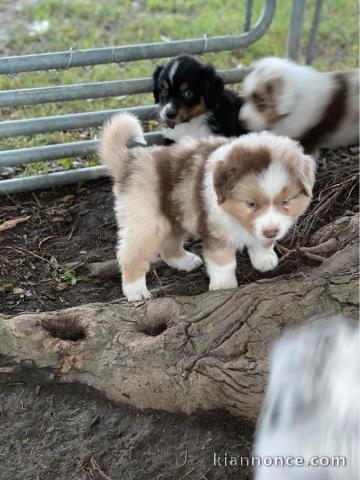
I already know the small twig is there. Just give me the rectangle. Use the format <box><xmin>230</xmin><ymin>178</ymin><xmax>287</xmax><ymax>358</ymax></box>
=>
<box><xmin>39</xmin><ymin>236</ymin><xmax>54</xmax><ymax>248</ymax></box>
<box><xmin>299</xmin><ymin>238</ymin><xmax>337</xmax><ymax>255</ymax></box>
<box><xmin>151</xmin><ymin>265</ymin><xmax>166</xmax><ymax>296</ymax></box>
<box><xmin>32</xmin><ymin>192</ymin><xmax>43</xmax><ymax>209</ymax></box>
<box><xmin>0</xmin><ymin>367</ymin><xmax>17</xmax><ymax>374</ymax></box>
<box><xmin>4</xmin><ymin>246</ymin><xmax>51</xmax><ymax>264</ymax></box>
<box><xmin>301</xmin><ymin>251</ymin><xmax>326</xmax><ymax>263</ymax></box>
<box><xmin>176</xmin><ymin>449</ymin><xmax>188</xmax><ymax>468</ymax></box>
<box><xmin>90</xmin><ymin>457</ymin><xmax>113</xmax><ymax>480</ymax></box>
<box><xmin>177</xmin><ymin>468</ymin><xmax>195</xmax><ymax>480</ymax></box>
<box><xmin>31</xmin><ymin>289</ymin><xmax>51</xmax><ymax>310</ymax></box>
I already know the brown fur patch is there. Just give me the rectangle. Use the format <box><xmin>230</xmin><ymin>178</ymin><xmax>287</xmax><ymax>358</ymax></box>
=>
<box><xmin>203</xmin><ymin>244</ymin><xmax>236</xmax><ymax>266</ymax></box>
<box><xmin>286</xmin><ymin>194</ymin><xmax>311</xmax><ymax>218</ymax></box>
<box><xmin>178</xmin><ymin>98</ymin><xmax>207</xmax><ymax>121</ymax></box>
<box><xmin>221</xmin><ymin>175</ymin><xmax>269</xmax><ymax>235</ymax></box>
<box><xmin>251</xmin><ymin>77</ymin><xmax>287</xmax><ymax>124</ymax></box>
<box><xmin>160</xmin><ymin>232</ymin><xmax>185</xmax><ymax>259</ymax></box>
<box><xmin>221</xmin><ymin>199</ymin><xmax>256</xmax><ymax>234</ymax></box>
<box><xmin>192</xmin><ymin>138</ymin><xmax>229</xmax><ymax>247</ymax></box>
<box><xmin>120</xmin><ymin>229</ymin><xmax>167</xmax><ymax>284</ymax></box>
<box><xmin>273</xmin><ymin>184</ymin><xmax>311</xmax><ymax>218</ymax></box>
<box><xmin>162</xmin><ymin>81</ymin><xmax>169</xmax><ymax>91</ymax></box>
<box><xmin>154</xmin><ymin>149</ymin><xmax>189</xmax><ymax>227</ymax></box>
<box><xmin>298</xmin><ymin>72</ymin><xmax>348</xmax><ymax>153</ymax></box>
<box><xmin>213</xmin><ymin>145</ymin><xmax>271</xmax><ymax>204</ymax></box>
<box><xmin>180</xmin><ymin>82</ymin><xmax>189</xmax><ymax>92</ymax></box>
<box><xmin>284</xmin><ymin>161</ymin><xmax>314</xmax><ymax>197</ymax></box>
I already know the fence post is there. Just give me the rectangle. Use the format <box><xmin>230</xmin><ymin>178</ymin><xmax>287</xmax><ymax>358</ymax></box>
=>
<box><xmin>287</xmin><ymin>0</ymin><xmax>307</xmax><ymax>61</ymax></box>
<box><xmin>305</xmin><ymin>0</ymin><xmax>323</xmax><ymax>64</ymax></box>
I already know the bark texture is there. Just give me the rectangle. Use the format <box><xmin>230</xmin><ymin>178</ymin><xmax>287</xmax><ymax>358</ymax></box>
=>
<box><xmin>1</xmin><ymin>216</ymin><xmax>358</xmax><ymax>421</ymax></box>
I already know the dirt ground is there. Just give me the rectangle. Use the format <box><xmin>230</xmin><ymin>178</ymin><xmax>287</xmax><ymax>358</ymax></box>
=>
<box><xmin>1</xmin><ymin>147</ymin><xmax>358</xmax><ymax>315</ymax></box>
<box><xmin>0</xmin><ymin>178</ymin><xmax>258</xmax><ymax>480</ymax></box>
<box><xmin>0</xmin><ymin>146</ymin><xmax>358</xmax><ymax>480</ymax></box>
<box><xmin>0</xmin><ymin>178</ymin><xmax>294</xmax><ymax>315</ymax></box>
<box><xmin>0</xmin><ymin>382</ymin><xmax>254</xmax><ymax>480</ymax></box>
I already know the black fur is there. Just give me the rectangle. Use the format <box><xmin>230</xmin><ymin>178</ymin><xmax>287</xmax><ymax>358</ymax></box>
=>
<box><xmin>152</xmin><ymin>55</ymin><xmax>248</xmax><ymax>142</ymax></box>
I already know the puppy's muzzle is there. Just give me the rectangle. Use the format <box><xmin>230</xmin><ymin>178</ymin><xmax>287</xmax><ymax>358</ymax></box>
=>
<box><xmin>262</xmin><ymin>227</ymin><xmax>279</xmax><ymax>239</ymax></box>
<box><xmin>164</xmin><ymin>105</ymin><xmax>178</xmax><ymax>129</ymax></box>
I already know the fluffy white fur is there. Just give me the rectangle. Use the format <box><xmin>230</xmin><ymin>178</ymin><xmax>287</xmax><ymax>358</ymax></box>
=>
<box><xmin>240</xmin><ymin>57</ymin><xmax>359</xmax><ymax>150</ymax></box>
<box><xmin>100</xmin><ymin>114</ymin><xmax>315</xmax><ymax>301</ymax></box>
<box><xmin>254</xmin><ymin>315</ymin><xmax>359</xmax><ymax>480</ymax></box>
<box><xmin>161</xmin><ymin>113</ymin><xmax>212</xmax><ymax>142</ymax></box>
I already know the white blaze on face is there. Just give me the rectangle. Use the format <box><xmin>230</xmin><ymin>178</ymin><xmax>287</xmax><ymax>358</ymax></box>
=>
<box><xmin>159</xmin><ymin>102</ymin><xmax>173</xmax><ymax>121</ymax></box>
<box><xmin>168</xmin><ymin>60</ymin><xmax>179</xmax><ymax>85</ymax></box>
<box><xmin>254</xmin><ymin>163</ymin><xmax>294</xmax><ymax>241</ymax></box>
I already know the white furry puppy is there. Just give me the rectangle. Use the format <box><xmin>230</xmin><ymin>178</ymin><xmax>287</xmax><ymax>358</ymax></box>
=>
<box><xmin>254</xmin><ymin>315</ymin><xmax>359</xmax><ymax>480</ymax></box>
<box><xmin>100</xmin><ymin>113</ymin><xmax>315</xmax><ymax>302</ymax></box>
<box><xmin>240</xmin><ymin>57</ymin><xmax>359</xmax><ymax>153</ymax></box>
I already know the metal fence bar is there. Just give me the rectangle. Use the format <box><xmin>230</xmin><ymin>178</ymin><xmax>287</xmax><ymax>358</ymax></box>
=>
<box><xmin>243</xmin><ymin>0</ymin><xmax>254</xmax><ymax>32</ymax></box>
<box><xmin>0</xmin><ymin>166</ymin><xmax>108</xmax><ymax>194</ymax></box>
<box><xmin>287</xmin><ymin>0</ymin><xmax>306</xmax><ymax>61</ymax></box>
<box><xmin>305</xmin><ymin>0</ymin><xmax>323</xmax><ymax>65</ymax></box>
<box><xmin>0</xmin><ymin>132</ymin><xmax>163</xmax><ymax>167</ymax></box>
<box><xmin>0</xmin><ymin>105</ymin><xmax>158</xmax><ymax>138</ymax></box>
<box><xmin>0</xmin><ymin>77</ymin><xmax>152</xmax><ymax>107</ymax></box>
<box><xmin>0</xmin><ymin>68</ymin><xmax>249</xmax><ymax>108</ymax></box>
<box><xmin>0</xmin><ymin>0</ymin><xmax>276</xmax><ymax>75</ymax></box>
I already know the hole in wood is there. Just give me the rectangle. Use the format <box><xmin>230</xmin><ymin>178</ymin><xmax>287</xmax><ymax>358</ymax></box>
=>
<box><xmin>136</xmin><ymin>317</ymin><xmax>168</xmax><ymax>336</ymax></box>
<box><xmin>41</xmin><ymin>316</ymin><xmax>86</xmax><ymax>342</ymax></box>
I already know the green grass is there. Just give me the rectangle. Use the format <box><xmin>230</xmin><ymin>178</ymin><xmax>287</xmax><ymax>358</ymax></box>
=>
<box><xmin>0</xmin><ymin>0</ymin><xmax>358</xmax><ymax>175</ymax></box>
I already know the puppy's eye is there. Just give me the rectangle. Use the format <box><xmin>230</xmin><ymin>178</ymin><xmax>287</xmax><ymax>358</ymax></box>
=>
<box><xmin>247</xmin><ymin>201</ymin><xmax>257</xmax><ymax>210</ymax></box>
<box><xmin>183</xmin><ymin>89</ymin><xmax>193</xmax><ymax>99</ymax></box>
<box><xmin>161</xmin><ymin>89</ymin><xmax>168</xmax><ymax>96</ymax></box>
<box><xmin>281</xmin><ymin>199</ymin><xmax>290</xmax><ymax>207</ymax></box>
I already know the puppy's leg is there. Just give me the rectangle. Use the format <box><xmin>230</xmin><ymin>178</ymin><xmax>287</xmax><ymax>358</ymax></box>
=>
<box><xmin>118</xmin><ymin>226</ymin><xmax>166</xmax><ymax>302</ymax></box>
<box><xmin>161</xmin><ymin>232</ymin><xmax>203</xmax><ymax>272</ymax></box>
<box><xmin>203</xmin><ymin>245</ymin><xmax>237</xmax><ymax>291</ymax></box>
<box><xmin>248</xmin><ymin>242</ymin><xmax>278</xmax><ymax>273</ymax></box>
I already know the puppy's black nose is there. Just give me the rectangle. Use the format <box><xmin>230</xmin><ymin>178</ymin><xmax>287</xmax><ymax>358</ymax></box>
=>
<box><xmin>165</xmin><ymin>108</ymin><xmax>177</xmax><ymax>119</ymax></box>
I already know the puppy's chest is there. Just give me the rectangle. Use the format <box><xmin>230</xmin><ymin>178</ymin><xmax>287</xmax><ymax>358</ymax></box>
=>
<box><xmin>208</xmin><ymin>209</ymin><xmax>255</xmax><ymax>249</ymax></box>
<box><xmin>162</xmin><ymin>115</ymin><xmax>211</xmax><ymax>142</ymax></box>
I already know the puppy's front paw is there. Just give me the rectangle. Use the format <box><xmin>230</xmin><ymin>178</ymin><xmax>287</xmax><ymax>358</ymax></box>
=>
<box><xmin>250</xmin><ymin>249</ymin><xmax>278</xmax><ymax>272</ymax></box>
<box><xmin>209</xmin><ymin>275</ymin><xmax>238</xmax><ymax>291</ymax></box>
<box><xmin>164</xmin><ymin>251</ymin><xmax>203</xmax><ymax>272</ymax></box>
<box><xmin>123</xmin><ymin>278</ymin><xmax>152</xmax><ymax>302</ymax></box>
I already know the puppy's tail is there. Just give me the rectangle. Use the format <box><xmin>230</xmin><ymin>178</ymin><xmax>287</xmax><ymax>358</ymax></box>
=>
<box><xmin>99</xmin><ymin>113</ymin><xmax>146</xmax><ymax>180</ymax></box>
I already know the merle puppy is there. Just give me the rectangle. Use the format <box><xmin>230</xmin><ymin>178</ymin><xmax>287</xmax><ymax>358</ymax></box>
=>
<box><xmin>153</xmin><ymin>54</ymin><xmax>248</xmax><ymax>144</ymax></box>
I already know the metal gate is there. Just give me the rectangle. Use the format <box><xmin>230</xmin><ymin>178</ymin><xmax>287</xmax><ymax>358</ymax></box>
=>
<box><xmin>0</xmin><ymin>0</ymin><xmax>322</xmax><ymax>194</ymax></box>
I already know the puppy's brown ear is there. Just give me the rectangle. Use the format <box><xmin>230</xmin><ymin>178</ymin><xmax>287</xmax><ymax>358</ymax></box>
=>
<box><xmin>213</xmin><ymin>162</ymin><xmax>237</xmax><ymax>204</ymax></box>
<box><xmin>299</xmin><ymin>154</ymin><xmax>316</xmax><ymax>197</ymax></box>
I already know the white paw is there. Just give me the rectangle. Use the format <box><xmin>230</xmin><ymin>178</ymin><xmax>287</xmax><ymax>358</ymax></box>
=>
<box><xmin>122</xmin><ymin>277</ymin><xmax>152</xmax><ymax>302</ymax></box>
<box><xmin>250</xmin><ymin>249</ymin><xmax>278</xmax><ymax>272</ymax></box>
<box><xmin>209</xmin><ymin>275</ymin><xmax>238</xmax><ymax>291</ymax></box>
<box><xmin>164</xmin><ymin>251</ymin><xmax>203</xmax><ymax>272</ymax></box>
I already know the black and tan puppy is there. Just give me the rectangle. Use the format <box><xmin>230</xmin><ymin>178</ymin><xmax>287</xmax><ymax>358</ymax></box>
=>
<box><xmin>153</xmin><ymin>54</ymin><xmax>248</xmax><ymax>143</ymax></box>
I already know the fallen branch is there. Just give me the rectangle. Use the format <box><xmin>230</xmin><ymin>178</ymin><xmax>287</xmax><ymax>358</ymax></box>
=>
<box><xmin>1</xmin><ymin>239</ymin><xmax>358</xmax><ymax>421</ymax></box>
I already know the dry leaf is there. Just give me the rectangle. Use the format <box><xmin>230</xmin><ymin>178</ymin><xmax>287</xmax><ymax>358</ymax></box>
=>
<box><xmin>0</xmin><ymin>215</ymin><xmax>31</xmax><ymax>232</ymax></box>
